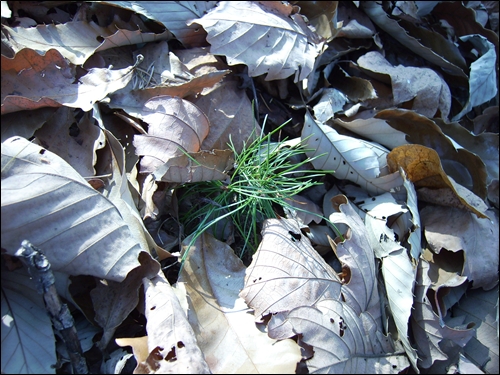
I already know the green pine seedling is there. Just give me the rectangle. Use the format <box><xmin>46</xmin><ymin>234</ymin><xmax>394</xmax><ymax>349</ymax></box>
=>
<box><xmin>177</xmin><ymin>118</ymin><xmax>341</xmax><ymax>263</ymax></box>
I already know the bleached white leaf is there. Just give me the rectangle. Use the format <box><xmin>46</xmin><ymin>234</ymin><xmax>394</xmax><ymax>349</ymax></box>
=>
<box><xmin>190</xmin><ymin>1</ymin><xmax>324</xmax><ymax>82</ymax></box>
<box><xmin>381</xmin><ymin>249</ymin><xmax>419</xmax><ymax>371</ymax></box>
<box><xmin>452</xmin><ymin>35</ymin><xmax>498</xmax><ymax>121</ymax></box>
<box><xmin>302</xmin><ymin>112</ymin><xmax>403</xmax><ymax>196</ymax></box>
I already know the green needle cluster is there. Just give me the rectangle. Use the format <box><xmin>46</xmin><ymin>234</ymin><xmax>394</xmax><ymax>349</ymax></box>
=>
<box><xmin>178</xmin><ymin>119</ymin><xmax>336</xmax><ymax>262</ymax></box>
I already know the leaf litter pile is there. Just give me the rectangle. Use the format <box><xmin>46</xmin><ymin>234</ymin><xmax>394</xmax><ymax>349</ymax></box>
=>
<box><xmin>1</xmin><ymin>1</ymin><xmax>498</xmax><ymax>374</ymax></box>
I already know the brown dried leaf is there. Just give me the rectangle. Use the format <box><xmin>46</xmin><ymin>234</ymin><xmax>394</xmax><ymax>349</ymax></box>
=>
<box><xmin>387</xmin><ymin>144</ymin><xmax>488</xmax><ymax>218</ymax></box>
<box><xmin>179</xmin><ymin>232</ymin><xmax>301</xmax><ymax>373</ymax></box>
<box><xmin>1</xmin><ymin>49</ymin><xmax>134</xmax><ymax>114</ymax></box>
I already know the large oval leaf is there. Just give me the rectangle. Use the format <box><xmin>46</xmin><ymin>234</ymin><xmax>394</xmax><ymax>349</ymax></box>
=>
<box><xmin>1</xmin><ymin>136</ymin><xmax>159</xmax><ymax>282</ymax></box>
<box><xmin>190</xmin><ymin>1</ymin><xmax>324</xmax><ymax>82</ymax></box>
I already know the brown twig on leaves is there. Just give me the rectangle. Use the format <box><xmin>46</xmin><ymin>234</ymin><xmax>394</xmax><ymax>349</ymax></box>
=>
<box><xmin>16</xmin><ymin>240</ymin><xmax>88</xmax><ymax>374</ymax></box>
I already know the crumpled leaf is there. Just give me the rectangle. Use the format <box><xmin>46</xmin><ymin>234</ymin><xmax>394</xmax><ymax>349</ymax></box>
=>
<box><xmin>190</xmin><ymin>1</ymin><xmax>324</xmax><ymax>82</ymax></box>
<box><xmin>313</xmin><ymin>88</ymin><xmax>348</xmax><ymax>123</ymax></box>
<box><xmin>33</xmin><ymin>107</ymin><xmax>106</xmax><ymax>178</ymax></box>
<box><xmin>452</xmin><ymin>35</ymin><xmax>498</xmax><ymax>121</ymax></box>
<box><xmin>107</xmin><ymin>41</ymin><xmax>230</xmax><ymax>112</ymax></box>
<box><xmin>360</xmin><ymin>1</ymin><xmax>467</xmax><ymax>78</ymax></box>
<box><xmin>357</xmin><ymin>51</ymin><xmax>451</xmax><ymax>118</ymax></box>
<box><xmin>107</xmin><ymin>1</ymin><xmax>217</xmax><ymax>47</ymax></box>
<box><xmin>421</xmin><ymin>206</ymin><xmax>499</xmax><ymax>291</ymax></box>
<box><xmin>1</xmin><ymin>21</ymin><xmax>170</xmax><ymax>65</ymax></box>
<box><xmin>302</xmin><ymin>111</ymin><xmax>403</xmax><ymax>196</ymax></box>
<box><xmin>1</xmin><ymin>48</ymin><xmax>136</xmax><ymax>114</ymax></box>
<box><xmin>452</xmin><ymin>285</ymin><xmax>499</xmax><ymax>374</ymax></box>
<box><xmin>179</xmin><ymin>232</ymin><xmax>301</xmax><ymax>374</ymax></box>
<box><xmin>138</xmin><ymin>272</ymin><xmax>210</xmax><ymax>374</ymax></box>
<box><xmin>411</xmin><ymin>258</ymin><xmax>476</xmax><ymax>369</ymax></box>
<box><xmin>152</xmin><ymin>149</ymin><xmax>233</xmax><ymax>183</ymax></box>
<box><xmin>194</xmin><ymin>79</ymin><xmax>260</xmax><ymax>154</ymax></box>
<box><xmin>132</xmin><ymin>96</ymin><xmax>210</xmax><ymax>174</ymax></box>
<box><xmin>1</xmin><ymin>258</ymin><xmax>56</xmax><ymax>374</ymax></box>
<box><xmin>387</xmin><ymin>144</ymin><xmax>489</xmax><ymax>219</ymax></box>
<box><xmin>1</xmin><ymin>136</ymin><xmax>159</xmax><ymax>282</ymax></box>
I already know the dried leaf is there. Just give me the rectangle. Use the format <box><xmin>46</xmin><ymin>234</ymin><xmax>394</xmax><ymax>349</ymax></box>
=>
<box><xmin>452</xmin><ymin>35</ymin><xmax>498</xmax><ymax>121</ymax></box>
<box><xmin>108</xmin><ymin>1</ymin><xmax>217</xmax><ymax>47</ymax></box>
<box><xmin>302</xmin><ymin>111</ymin><xmax>403</xmax><ymax>196</ymax></box>
<box><xmin>387</xmin><ymin>144</ymin><xmax>488</xmax><ymax>218</ymax></box>
<box><xmin>421</xmin><ymin>206</ymin><xmax>499</xmax><ymax>290</ymax></box>
<box><xmin>1</xmin><ymin>259</ymin><xmax>56</xmax><ymax>374</ymax></box>
<box><xmin>179</xmin><ymin>232</ymin><xmax>301</xmax><ymax>373</ymax></box>
<box><xmin>140</xmin><ymin>272</ymin><xmax>211</xmax><ymax>374</ymax></box>
<box><xmin>133</xmin><ymin>96</ymin><xmax>210</xmax><ymax>174</ymax></box>
<box><xmin>411</xmin><ymin>258</ymin><xmax>475</xmax><ymax>369</ymax></box>
<box><xmin>152</xmin><ymin>149</ymin><xmax>233</xmax><ymax>183</ymax></box>
<box><xmin>1</xmin><ymin>21</ymin><xmax>170</xmax><ymax>65</ymax></box>
<box><xmin>357</xmin><ymin>51</ymin><xmax>451</xmax><ymax>118</ymax></box>
<box><xmin>1</xmin><ymin>136</ymin><xmax>159</xmax><ymax>282</ymax></box>
<box><xmin>1</xmin><ymin>49</ymin><xmax>135</xmax><ymax>114</ymax></box>
<box><xmin>190</xmin><ymin>1</ymin><xmax>324</xmax><ymax>82</ymax></box>
<box><xmin>452</xmin><ymin>286</ymin><xmax>499</xmax><ymax>374</ymax></box>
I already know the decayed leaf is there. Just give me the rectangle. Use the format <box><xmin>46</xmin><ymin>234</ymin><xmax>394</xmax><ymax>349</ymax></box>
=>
<box><xmin>140</xmin><ymin>272</ymin><xmax>211</xmax><ymax>374</ymax></box>
<box><xmin>179</xmin><ymin>232</ymin><xmax>301</xmax><ymax>374</ymax></box>
<box><xmin>190</xmin><ymin>1</ymin><xmax>324</xmax><ymax>82</ymax></box>
<box><xmin>327</xmin><ymin>195</ymin><xmax>381</xmax><ymax>318</ymax></box>
<box><xmin>240</xmin><ymin>212</ymin><xmax>409</xmax><ymax>373</ymax></box>
<box><xmin>1</xmin><ymin>21</ymin><xmax>170</xmax><ymax>65</ymax></box>
<box><xmin>1</xmin><ymin>136</ymin><xmax>159</xmax><ymax>282</ymax></box>
<box><xmin>421</xmin><ymin>206</ymin><xmax>499</xmax><ymax>291</ymax></box>
<box><xmin>387</xmin><ymin>144</ymin><xmax>489</xmax><ymax>219</ymax></box>
<box><xmin>286</xmin><ymin>300</ymin><xmax>409</xmax><ymax>373</ymax></box>
<box><xmin>452</xmin><ymin>286</ymin><xmax>499</xmax><ymax>374</ymax></box>
<box><xmin>357</xmin><ymin>51</ymin><xmax>451</xmax><ymax>118</ymax></box>
<box><xmin>302</xmin><ymin>111</ymin><xmax>403</xmax><ymax>196</ymax></box>
<box><xmin>1</xmin><ymin>48</ymin><xmax>136</xmax><ymax>114</ymax></box>
<box><xmin>1</xmin><ymin>259</ymin><xmax>56</xmax><ymax>374</ymax></box>
<box><xmin>240</xmin><ymin>217</ymin><xmax>343</xmax><ymax>326</ymax></box>
<box><xmin>133</xmin><ymin>96</ymin><xmax>210</xmax><ymax>174</ymax></box>
<box><xmin>411</xmin><ymin>258</ymin><xmax>475</xmax><ymax>370</ymax></box>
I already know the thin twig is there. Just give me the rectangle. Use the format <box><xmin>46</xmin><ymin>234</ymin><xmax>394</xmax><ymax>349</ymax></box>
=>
<box><xmin>15</xmin><ymin>240</ymin><xmax>88</xmax><ymax>374</ymax></box>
